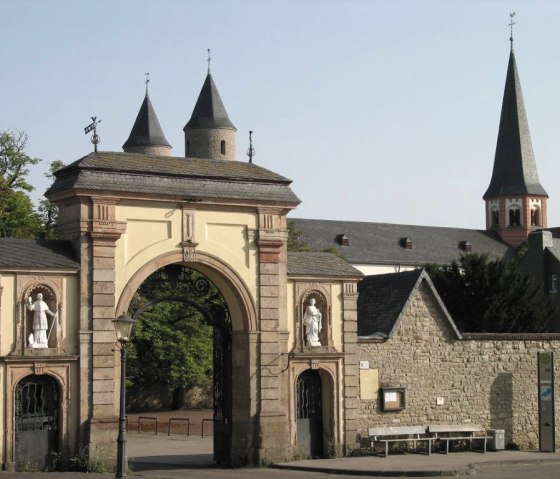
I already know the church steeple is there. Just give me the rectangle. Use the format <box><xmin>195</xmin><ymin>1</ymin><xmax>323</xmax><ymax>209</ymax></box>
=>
<box><xmin>183</xmin><ymin>69</ymin><xmax>237</xmax><ymax>161</ymax></box>
<box><xmin>123</xmin><ymin>88</ymin><xmax>172</xmax><ymax>157</ymax></box>
<box><xmin>484</xmin><ymin>43</ymin><xmax>548</xmax><ymax>247</ymax></box>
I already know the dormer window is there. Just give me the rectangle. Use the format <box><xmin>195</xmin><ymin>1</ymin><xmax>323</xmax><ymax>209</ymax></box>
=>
<box><xmin>338</xmin><ymin>234</ymin><xmax>349</xmax><ymax>247</ymax></box>
<box><xmin>462</xmin><ymin>241</ymin><xmax>472</xmax><ymax>253</ymax></box>
<box><xmin>400</xmin><ymin>237</ymin><xmax>413</xmax><ymax>249</ymax></box>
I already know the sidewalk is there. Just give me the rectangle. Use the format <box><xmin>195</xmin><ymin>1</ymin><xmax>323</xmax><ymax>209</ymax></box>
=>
<box><xmin>273</xmin><ymin>450</ymin><xmax>560</xmax><ymax>477</ymax></box>
<box><xmin>1</xmin><ymin>434</ymin><xmax>560</xmax><ymax>478</ymax></box>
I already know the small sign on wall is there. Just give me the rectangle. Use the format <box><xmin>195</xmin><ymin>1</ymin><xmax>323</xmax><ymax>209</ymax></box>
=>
<box><xmin>359</xmin><ymin>360</ymin><xmax>370</xmax><ymax>369</ymax></box>
<box><xmin>380</xmin><ymin>387</ymin><xmax>405</xmax><ymax>411</ymax></box>
<box><xmin>359</xmin><ymin>368</ymin><xmax>378</xmax><ymax>400</ymax></box>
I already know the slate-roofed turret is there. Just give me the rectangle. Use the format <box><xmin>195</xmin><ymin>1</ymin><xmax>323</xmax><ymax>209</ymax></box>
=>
<box><xmin>123</xmin><ymin>92</ymin><xmax>172</xmax><ymax>156</ymax></box>
<box><xmin>183</xmin><ymin>72</ymin><xmax>237</xmax><ymax>161</ymax></box>
<box><xmin>483</xmin><ymin>44</ymin><xmax>548</xmax><ymax>247</ymax></box>
<box><xmin>484</xmin><ymin>49</ymin><xmax>547</xmax><ymax>199</ymax></box>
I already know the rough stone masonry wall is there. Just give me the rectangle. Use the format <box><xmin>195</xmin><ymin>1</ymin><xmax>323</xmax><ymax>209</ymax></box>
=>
<box><xmin>357</xmin><ymin>283</ymin><xmax>560</xmax><ymax>450</ymax></box>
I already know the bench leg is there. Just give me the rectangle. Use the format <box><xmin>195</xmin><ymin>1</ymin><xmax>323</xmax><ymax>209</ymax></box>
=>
<box><xmin>385</xmin><ymin>441</ymin><xmax>389</xmax><ymax>458</ymax></box>
<box><xmin>428</xmin><ymin>439</ymin><xmax>432</xmax><ymax>456</ymax></box>
<box><xmin>446</xmin><ymin>440</ymin><xmax>450</xmax><ymax>454</ymax></box>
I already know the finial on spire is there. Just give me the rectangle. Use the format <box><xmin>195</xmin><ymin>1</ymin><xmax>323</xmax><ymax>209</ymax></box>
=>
<box><xmin>84</xmin><ymin>116</ymin><xmax>102</xmax><ymax>153</ymax></box>
<box><xmin>145</xmin><ymin>72</ymin><xmax>150</xmax><ymax>94</ymax></box>
<box><xmin>509</xmin><ymin>12</ymin><xmax>516</xmax><ymax>49</ymax></box>
<box><xmin>207</xmin><ymin>49</ymin><xmax>211</xmax><ymax>74</ymax></box>
<box><xmin>247</xmin><ymin>130</ymin><xmax>255</xmax><ymax>164</ymax></box>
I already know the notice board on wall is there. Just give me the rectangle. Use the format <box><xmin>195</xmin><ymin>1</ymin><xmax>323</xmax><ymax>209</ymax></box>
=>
<box><xmin>359</xmin><ymin>368</ymin><xmax>379</xmax><ymax>400</ymax></box>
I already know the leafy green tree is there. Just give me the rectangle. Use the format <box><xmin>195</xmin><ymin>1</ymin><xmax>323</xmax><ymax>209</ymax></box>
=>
<box><xmin>127</xmin><ymin>265</ymin><xmax>226</xmax><ymax>410</ymax></box>
<box><xmin>425</xmin><ymin>253</ymin><xmax>552</xmax><ymax>333</ymax></box>
<box><xmin>38</xmin><ymin>160</ymin><xmax>65</xmax><ymax>239</ymax></box>
<box><xmin>287</xmin><ymin>221</ymin><xmax>313</xmax><ymax>252</ymax></box>
<box><xmin>0</xmin><ymin>130</ymin><xmax>41</xmax><ymax>238</ymax></box>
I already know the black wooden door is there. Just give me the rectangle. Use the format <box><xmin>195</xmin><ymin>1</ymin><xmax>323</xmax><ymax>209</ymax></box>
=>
<box><xmin>296</xmin><ymin>370</ymin><xmax>323</xmax><ymax>458</ymax></box>
<box><xmin>15</xmin><ymin>375</ymin><xmax>59</xmax><ymax>470</ymax></box>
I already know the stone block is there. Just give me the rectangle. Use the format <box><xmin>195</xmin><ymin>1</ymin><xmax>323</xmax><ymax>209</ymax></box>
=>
<box><xmin>93</xmin><ymin>355</ymin><xmax>114</xmax><ymax>368</ymax></box>
<box><xmin>261</xmin><ymin>297</ymin><xmax>280</xmax><ymax>309</ymax></box>
<box><xmin>343</xmin><ymin>321</ymin><xmax>357</xmax><ymax>332</ymax></box>
<box><xmin>93</xmin><ymin>367</ymin><xmax>114</xmax><ymax>380</ymax></box>
<box><xmin>92</xmin><ymin>306</ymin><xmax>116</xmax><ymax>319</ymax></box>
<box><xmin>93</xmin><ymin>379</ymin><xmax>115</xmax><ymax>393</ymax></box>
<box><xmin>92</xmin><ymin>294</ymin><xmax>115</xmax><ymax>307</ymax></box>
<box><xmin>92</xmin><ymin>246</ymin><xmax>116</xmax><ymax>258</ymax></box>
<box><xmin>260</xmin><ymin>263</ymin><xmax>279</xmax><ymax>275</ymax></box>
<box><xmin>92</xmin><ymin>330</ymin><xmax>117</xmax><ymax>344</ymax></box>
<box><xmin>93</xmin><ymin>271</ymin><xmax>115</xmax><ymax>284</ymax></box>
<box><xmin>92</xmin><ymin>404</ymin><xmax>116</xmax><ymax>417</ymax></box>
<box><xmin>259</xmin><ymin>319</ymin><xmax>279</xmax><ymax>330</ymax></box>
<box><xmin>260</xmin><ymin>309</ymin><xmax>280</xmax><ymax>321</ymax></box>
<box><xmin>93</xmin><ymin>282</ymin><xmax>115</xmax><ymax>294</ymax></box>
<box><xmin>260</xmin><ymin>285</ymin><xmax>279</xmax><ymax>297</ymax></box>
<box><xmin>260</xmin><ymin>342</ymin><xmax>280</xmax><ymax>355</ymax></box>
<box><xmin>93</xmin><ymin>257</ymin><xmax>115</xmax><ymax>269</ymax></box>
<box><xmin>93</xmin><ymin>343</ymin><xmax>115</xmax><ymax>355</ymax></box>
<box><xmin>260</xmin><ymin>274</ymin><xmax>279</xmax><ymax>286</ymax></box>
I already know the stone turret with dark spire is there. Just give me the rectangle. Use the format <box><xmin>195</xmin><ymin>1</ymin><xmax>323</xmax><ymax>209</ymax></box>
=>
<box><xmin>183</xmin><ymin>63</ymin><xmax>237</xmax><ymax>161</ymax></box>
<box><xmin>123</xmin><ymin>89</ymin><xmax>172</xmax><ymax>157</ymax></box>
<box><xmin>483</xmin><ymin>40</ymin><xmax>548</xmax><ymax>247</ymax></box>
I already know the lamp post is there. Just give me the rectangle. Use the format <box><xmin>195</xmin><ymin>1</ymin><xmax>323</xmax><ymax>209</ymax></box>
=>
<box><xmin>112</xmin><ymin>314</ymin><xmax>136</xmax><ymax>479</ymax></box>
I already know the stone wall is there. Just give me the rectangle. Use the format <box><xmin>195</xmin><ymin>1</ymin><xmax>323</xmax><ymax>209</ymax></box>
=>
<box><xmin>357</xmin><ymin>283</ymin><xmax>560</xmax><ymax>450</ymax></box>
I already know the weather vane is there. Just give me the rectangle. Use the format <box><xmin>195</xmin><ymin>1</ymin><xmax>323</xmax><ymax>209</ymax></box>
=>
<box><xmin>84</xmin><ymin>116</ymin><xmax>101</xmax><ymax>153</ymax></box>
<box><xmin>509</xmin><ymin>12</ymin><xmax>516</xmax><ymax>47</ymax></box>
<box><xmin>207</xmin><ymin>48</ymin><xmax>211</xmax><ymax>73</ymax></box>
<box><xmin>247</xmin><ymin>130</ymin><xmax>255</xmax><ymax>164</ymax></box>
<box><xmin>145</xmin><ymin>72</ymin><xmax>150</xmax><ymax>93</ymax></box>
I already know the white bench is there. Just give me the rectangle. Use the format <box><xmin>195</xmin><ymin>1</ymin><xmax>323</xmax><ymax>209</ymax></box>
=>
<box><xmin>428</xmin><ymin>424</ymin><xmax>490</xmax><ymax>454</ymax></box>
<box><xmin>368</xmin><ymin>426</ymin><xmax>434</xmax><ymax>457</ymax></box>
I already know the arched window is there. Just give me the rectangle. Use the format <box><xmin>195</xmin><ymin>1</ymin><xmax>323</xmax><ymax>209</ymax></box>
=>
<box><xmin>531</xmin><ymin>208</ymin><xmax>541</xmax><ymax>226</ymax></box>
<box><xmin>220</xmin><ymin>140</ymin><xmax>226</xmax><ymax>155</ymax></box>
<box><xmin>491</xmin><ymin>209</ymin><xmax>499</xmax><ymax>228</ymax></box>
<box><xmin>508</xmin><ymin>207</ymin><xmax>521</xmax><ymax>227</ymax></box>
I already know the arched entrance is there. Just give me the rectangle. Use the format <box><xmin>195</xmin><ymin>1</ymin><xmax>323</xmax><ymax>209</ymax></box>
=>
<box><xmin>14</xmin><ymin>375</ymin><xmax>60</xmax><ymax>470</ymax></box>
<box><xmin>296</xmin><ymin>369</ymin><xmax>323</xmax><ymax>458</ymax></box>
<box><xmin>127</xmin><ymin>263</ymin><xmax>232</xmax><ymax>464</ymax></box>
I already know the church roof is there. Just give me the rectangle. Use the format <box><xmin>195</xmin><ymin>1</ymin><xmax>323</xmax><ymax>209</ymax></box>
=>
<box><xmin>289</xmin><ymin>218</ymin><xmax>510</xmax><ymax>266</ymax></box>
<box><xmin>287</xmin><ymin>252</ymin><xmax>363</xmax><ymax>278</ymax></box>
<box><xmin>46</xmin><ymin>152</ymin><xmax>300</xmax><ymax>206</ymax></box>
<box><xmin>184</xmin><ymin>73</ymin><xmax>235</xmax><ymax>130</ymax></box>
<box><xmin>483</xmin><ymin>49</ymin><xmax>547</xmax><ymax>198</ymax></box>
<box><xmin>357</xmin><ymin>269</ymin><xmax>461</xmax><ymax>339</ymax></box>
<box><xmin>123</xmin><ymin>93</ymin><xmax>171</xmax><ymax>150</ymax></box>
<box><xmin>0</xmin><ymin>238</ymin><xmax>79</xmax><ymax>270</ymax></box>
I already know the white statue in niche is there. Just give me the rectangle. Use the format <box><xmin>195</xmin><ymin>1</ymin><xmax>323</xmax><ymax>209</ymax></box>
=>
<box><xmin>27</xmin><ymin>293</ymin><xmax>57</xmax><ymax>348</ymax></box>
<box><xmin>303</xmin><ymin>298</ymin><xmax>322</xmax><ymax>347</ymax></box>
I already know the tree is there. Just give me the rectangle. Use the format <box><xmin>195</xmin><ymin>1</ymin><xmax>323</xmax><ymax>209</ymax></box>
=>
<box><xmin>38</xmin><ymin>160</ymin><xmax>65</xmax><ymax>239</ymax></box>
<box><xmin>127</xmin><ymin>265</ymin><xmax>225</xmax><ymax>410</ymax></box>
<box><xmin>0</xmin><ymin>130</ymin><xmax>41</xmax><ymax>238</ymax></box>
<box><xmin>287</xmin><ymin>221</ymin><xmax>313</xmax><ymax>252</ymax></box>
<box><xmin>425</xmin><ymin>253</ymin><xmax>552</xmax><ymax>333</ymax></box>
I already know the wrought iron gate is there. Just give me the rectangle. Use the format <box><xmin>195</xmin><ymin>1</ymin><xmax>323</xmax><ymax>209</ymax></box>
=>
<box><xmin>296</xmin><ymin>369</ymin><xmax>323</xmax><ymax>458</ymax></box>
<box><xmin>15</xmin><ymin>375</ymin><xmax>59</xmax><ymax>470</ymax></box>
<box><xmin>130</xmin><ymin>264</ymin><xmax>232</xmax><ymax>464</ymax></box>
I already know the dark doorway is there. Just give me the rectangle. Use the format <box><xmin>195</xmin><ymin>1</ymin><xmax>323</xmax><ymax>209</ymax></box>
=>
<box><xmin>128</xmin><ymin>264</ymin><xmax>232</xmax><ymax>465</ymax></box>
<box><xmin>296</xmin><ymin>369</ymin><xmax>323</xmax><ymax>458</ymax></box>
<box><xmin>15</xmin><ymin>375</ymin><xmax>59</xmax><ymax>470</ymax></box>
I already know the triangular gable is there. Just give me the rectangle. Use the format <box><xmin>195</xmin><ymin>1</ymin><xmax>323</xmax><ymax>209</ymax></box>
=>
<box><xmin>388</xmin><ymin>270</ymin><xmax>462</xmax><ymax>340</ymax></box>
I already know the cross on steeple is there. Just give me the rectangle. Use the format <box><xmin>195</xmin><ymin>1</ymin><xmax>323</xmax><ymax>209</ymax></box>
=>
<box><xmin>207</xmin><ymin>49</ymin><xmax>211</xmax><ymax>74</ymax></box>
<box><xmin>145</xmin><ymin>72</ymin><xmax>150</xmax><ymax>94</ymax></box>
<box><xmin>509</xmin><ymin>12</ymin><xmax>516</xmax><ymax>49</ymax></box>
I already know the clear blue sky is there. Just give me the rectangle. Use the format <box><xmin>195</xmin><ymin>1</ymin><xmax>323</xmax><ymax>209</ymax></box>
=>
<box><xmin>2</xmin><ymin>0</ymin><xmax>559</xmax><ymax>229</ymax></box>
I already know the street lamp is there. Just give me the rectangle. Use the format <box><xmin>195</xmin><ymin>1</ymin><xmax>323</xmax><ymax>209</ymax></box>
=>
<box><xmin>113</xmin><ymin>314</ymin><xmax>136</xmax><ymax>479</ymax></box>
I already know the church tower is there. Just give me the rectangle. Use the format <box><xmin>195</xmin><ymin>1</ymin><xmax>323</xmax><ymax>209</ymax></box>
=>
<box><xmin>183</xmin><ymin>68</ymin><xmax>237</xmax><ymax>161</ymax></box>
<box><xmin>483</xmin><ymin>39</ymin><xmax>548</xmax><ymax>248</ymax></box>
<box><xmin>123</xmin><ymin>87</ymin><xmax>172</xmax><ymax>156</ymax></box>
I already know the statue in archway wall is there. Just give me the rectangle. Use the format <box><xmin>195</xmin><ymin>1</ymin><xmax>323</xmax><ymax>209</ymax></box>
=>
<box><xmin>26</xmin><ymin>293</ymin><xmax>57</xmax><ymax>348</ymax></box>
<box><xmin>303</xmin><ymin>298</ymin><xmax>322</xmax><ymax>347</ymax></box>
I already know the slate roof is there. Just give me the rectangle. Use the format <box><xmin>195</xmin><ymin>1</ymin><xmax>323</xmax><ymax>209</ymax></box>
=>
<box><xmin>287</xmin><ymin>252</ymin><xmax>363</xmax><ymax>278</ymax></box>
<box><xmin>123</xmin><ymin>93</ymin><xmax>171</xmax><ymax>150</ymax></box>
<box><xmin>184</xmin><ymin>73</ymin><xmax>235</xmax><ymax>130</ymax></box>
<box><xmin>46</xmin><ymin>152</ymin><xmax>300</xmax><ymax>205</ymax></box>
<box><xmin>357</xmin><ymin>269</ymin><xmax>461</xmax><ymax>339</ymax></box>
<box><xmin>289</xmin><ymin>218</ymin><xmax>510</xmax><ymax>266</ymax></box>
<box><xmin>0</xmin><ymin>238</ymin><xmax>79</xmax><ymax>269</ymax></box>
<box><xmin>484</xmin><ymin>49</ymin><xmax>547</xmax><ymax>198</ymax></box>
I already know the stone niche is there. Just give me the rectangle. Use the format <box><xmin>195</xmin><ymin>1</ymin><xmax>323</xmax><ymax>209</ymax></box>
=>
<box><xmin>296</xmin><ymin>284</ymin><xmax>332</xmax><ymax>352</ymax></box>
<box><xmin>14</xmin><ymin>277</ymin><xmax>64</xmax><ymax>356</ymax></box>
